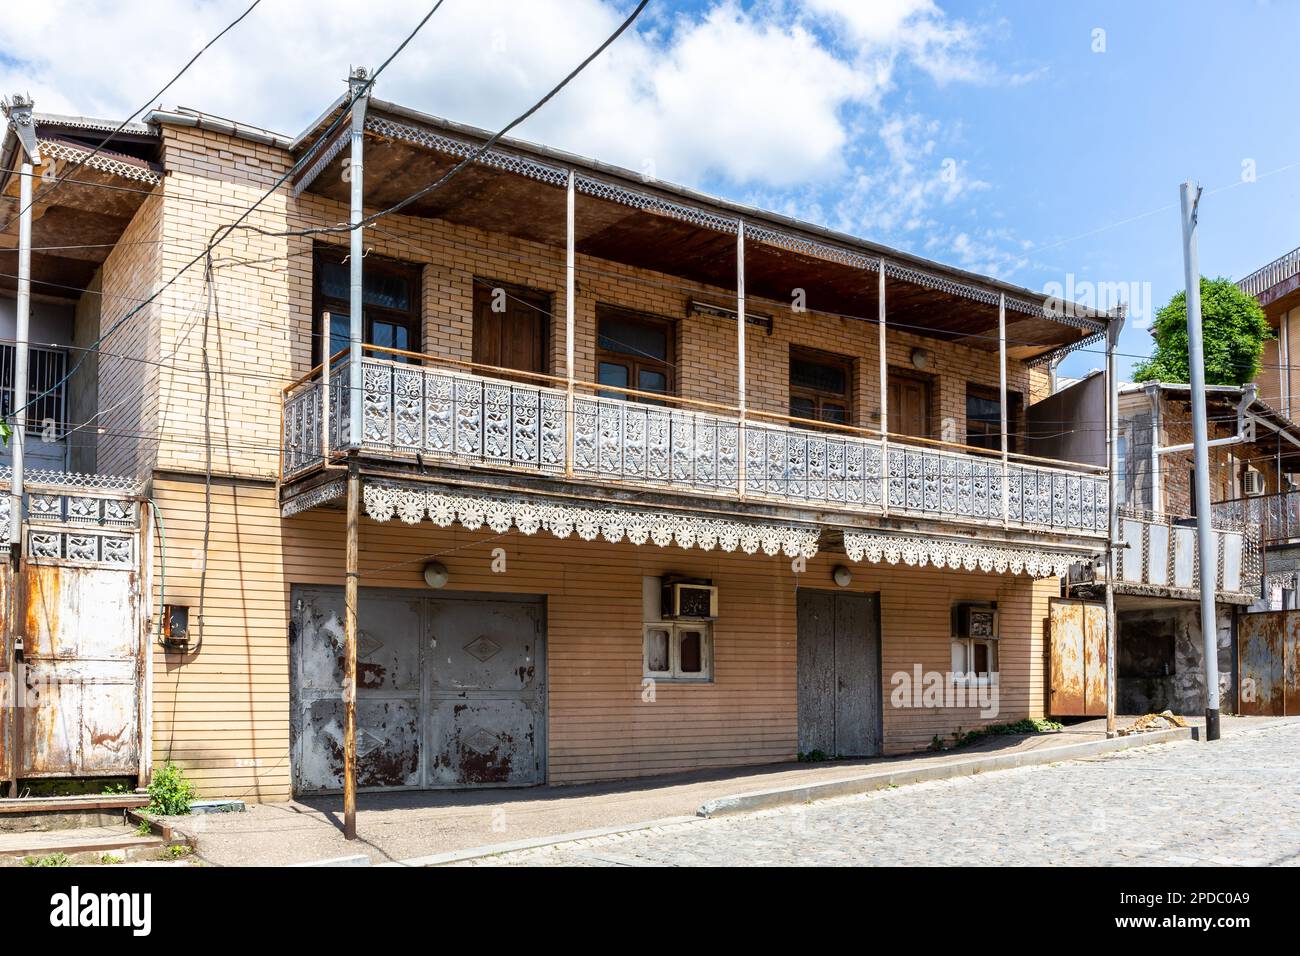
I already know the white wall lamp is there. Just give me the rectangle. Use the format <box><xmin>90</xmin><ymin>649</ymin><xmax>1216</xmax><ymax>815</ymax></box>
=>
<box><xmin>832</xmin><ymin>565</ymin><xmax>853</xmax><ymax>588</ymax></box>
<box><xmin>423</xmin><ymin>560</ymin><xmax>449</xmax><ymax>589</ymax></box>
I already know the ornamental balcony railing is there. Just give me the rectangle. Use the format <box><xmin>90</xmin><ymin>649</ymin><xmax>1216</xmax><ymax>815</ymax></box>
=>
<box><xmin>1212</xmin><ymin>491</ymin><xmax>1300</xmax><ymax>547</ymax></box>
<box><xmin>1084</xmin><ymin>506</ymin><xmax>1259</xmax><ymax>597</ymax></box>
<box><xmin>281</xmin><ymin>348</ymin><xmax>1110</xmax><ymax>538</ymax></box>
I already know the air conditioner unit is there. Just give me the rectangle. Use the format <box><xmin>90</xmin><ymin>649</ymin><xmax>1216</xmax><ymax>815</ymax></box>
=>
<box><xmin>952</xmin><ymin>602</ymin><xmax>999</xmax><ymax>640</ymax></box>
<box><xmin>661</xmin><ymin>579</ymin><xmax>718</xmax><ymax>620</ymax></box>
<box><xmin>1243</xmin><ymin>468</ymin><xmax>1266</xmax><ymax>497</ymax></box>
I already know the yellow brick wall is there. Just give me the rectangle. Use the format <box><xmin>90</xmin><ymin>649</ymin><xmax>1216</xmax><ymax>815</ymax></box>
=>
<box><xmin>94</xmin><ymin>190</ymin><xmax>163</xmax><ymax>478</ymax></box>
<box><xmin>111</xmin><ymin>122</ymin><xmax>1049</xmax><ymax>485</ymax></box>
<box><xmin>151</xmin><ymin>126</ymin><xmax>296</xmax><ymax>480</ymax></box>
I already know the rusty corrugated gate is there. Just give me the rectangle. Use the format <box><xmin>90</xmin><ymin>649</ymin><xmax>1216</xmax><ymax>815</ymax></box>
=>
<box><xmin>291</xmin><ymin>585</ymin><xmax>546</xmax><ymax>794</ymax></box>
<box><xmin>0</xmin><ymin>480</ymin><xmax>146</xmax><ymax>783</ymax></box>
<box><xmin>1048</xmin><ymin>598</ymin><xmax>1107</xmax><ymax>717</ymax></box>
<box><xmin>1237</xmin><ymin>611</ymin><xmax>1300</xmax><ymax>716</ymax></box>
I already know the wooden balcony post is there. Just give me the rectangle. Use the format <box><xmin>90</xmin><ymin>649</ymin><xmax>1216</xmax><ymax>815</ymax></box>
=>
<box><xmin>999</xmin><ymin>293</ymin><xmax>1009</xmax><ymax>527</ymax></box>
<box><xmin>879</xmin><ymin>258</ymin><xmax>889</xmax><ymax>515</ymax></box>
<box><xmin>737</xmin><ymin>220</ymin><xmax>746</xmax><ymax>498</ymax></box>
<box><xmin>565</xmin><ymin>170</ymin><xmax>576</xmax><ymax>478</ymax></box>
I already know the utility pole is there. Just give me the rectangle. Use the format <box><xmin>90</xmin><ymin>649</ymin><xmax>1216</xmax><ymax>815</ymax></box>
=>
<box><xmin>1104</xmin><ymin>305</ymin><xmax>1125</xmax><ymax>737</ymax></box>
<box><xmin>343</xmin><ymin>66</ymin><xmax>370</xmax><ymax>840</ymax></box>
<box><xmin>2</xmin><ymin>93</ymin><xmax>39</xmax><ymax>796</ymax></box>
<box><xmin>1180</xmin><ymin>179</ymin><xmax>1221</xmax><ymax>742</ymax></box>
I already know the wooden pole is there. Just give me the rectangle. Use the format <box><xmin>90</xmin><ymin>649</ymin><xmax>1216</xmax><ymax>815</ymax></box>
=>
<box><xmin>343</xmin><ymin>458</ymin><xmax>360</xmax><ymax>839</ymax></box>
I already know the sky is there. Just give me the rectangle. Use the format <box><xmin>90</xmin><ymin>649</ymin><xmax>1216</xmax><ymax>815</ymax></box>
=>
<box><xmin>2</xmin><ymin>0</ymin><xmax>1298</xmax><ymax>380</ymax></box>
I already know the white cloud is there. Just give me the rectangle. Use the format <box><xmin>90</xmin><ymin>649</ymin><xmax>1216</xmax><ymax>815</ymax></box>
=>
<box><xmin>0</xmin><ymin>0</ymin><xmax>1039</xmax><ymax>267</ymax></box>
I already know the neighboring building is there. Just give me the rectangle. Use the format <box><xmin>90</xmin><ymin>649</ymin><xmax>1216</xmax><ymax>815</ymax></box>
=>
<box><xmin>1222</xmin><ymin>247</ymin><xmax>1300</xmax><ymax>602</ymax></box>
<box><xmin>1029</xmin><ymin>379</ymin><xmax>1284</xmax><ymax>715</ymax></box>
<box><xmin>1</xmin><ymin>88</ymin><xmax>1118</xmax><ymax>801</ymax></box>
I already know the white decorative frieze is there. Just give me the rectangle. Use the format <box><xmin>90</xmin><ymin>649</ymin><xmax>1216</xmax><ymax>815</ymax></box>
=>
<box><xmin>842</xmin><ymin>530</ymin><xmax>1087</xmax><ymax>578</ymax></box>
<box><xmin>362</xmin><ymin>482</ymin><xmax>820</xmax><ymax>559</ymax></box>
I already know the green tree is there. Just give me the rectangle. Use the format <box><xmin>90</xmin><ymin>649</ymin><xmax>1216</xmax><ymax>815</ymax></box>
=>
<box><xmin>1132</xmin><ymin>276</ymin><xmax>1272</xmax><ymax>386</ymax></box>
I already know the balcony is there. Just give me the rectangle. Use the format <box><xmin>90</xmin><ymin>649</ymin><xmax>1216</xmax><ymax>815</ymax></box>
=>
<box><xmin>1213</xmin><ymin>491</ymin><xmax>1300</xmax><ymax>547</ymax></box>
<box><xmin>281</xmin><ymin>350</ymin><xmax>1109</xmax><ymax>538</ymax></box>
<box><xmin>1070</xmin><ymin>506</ymin><xmax>1260</xmax><ymax>600</ymax></box>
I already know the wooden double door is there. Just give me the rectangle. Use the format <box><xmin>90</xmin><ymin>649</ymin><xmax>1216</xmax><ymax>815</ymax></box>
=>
<box><xmin>796</xmin><ymin>590</ymin><xmax>883</xmax><ymax>757</ymax></box>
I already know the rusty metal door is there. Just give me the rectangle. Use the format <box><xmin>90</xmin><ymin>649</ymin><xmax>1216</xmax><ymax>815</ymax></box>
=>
<box><xmin>426</xmin><ymin>597</ymin><xmax>545</xmax><ymax>787</ymax></box>
<box><xmin>1237</xmin><ymin>611</ymin><xmax>1299</xmax><ymax>716</ymax></box>
<box><xmin>293</xmin><ymin>586</ymin><xmax>423</xmax><ymax>793</ymax></box>
<box><xmin>1049</xmin><ymin>598</ymin><xmax>1107</xmax><ymax>717</ymax></box>
<box><xmin>291</xmin><ymin>586</ymin><xmax>545</xmax><ymax>794</ymax></box>
<box><xmin>797</xmin><ymin>590</ymin><xmax>882</xmax><ymax>757</ymax></box>
<box><xmin>1</xmin><ymin>563</ymin><xmax>143</xmax><ymax>779</ymax></box>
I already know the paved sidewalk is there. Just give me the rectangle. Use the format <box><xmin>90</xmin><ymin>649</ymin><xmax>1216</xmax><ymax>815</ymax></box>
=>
<box><xmin>461</xmin><ymin>718</ymin><xmax>1300</xmax><ymax>867</ymax></box>
<box><xmin>171</xmin><ymin>715</ymin><xmax>1280</xmax><ymax>866</ymax></box>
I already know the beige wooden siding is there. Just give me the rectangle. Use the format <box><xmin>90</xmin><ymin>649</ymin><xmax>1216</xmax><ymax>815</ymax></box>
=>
<box><xmin>151</xmin><ymin>475</ymin><xmax>1054</xmax><ymax>801</ymax></box>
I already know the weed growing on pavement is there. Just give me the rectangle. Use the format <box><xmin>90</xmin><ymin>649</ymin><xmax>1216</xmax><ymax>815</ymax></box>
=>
<box><xmin>22</xmin><ymin>853</ymin><xmax>70</xmax><ymax>867</ymax></box>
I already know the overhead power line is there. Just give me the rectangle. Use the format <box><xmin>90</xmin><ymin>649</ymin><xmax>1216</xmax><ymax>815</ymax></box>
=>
<box><xmin>7</xmin><ymin>0</ymin><xmax>450</xmax><ymax>423</ymax></box>
<box><xmin>0</xmin><ymin>0</ymin><xmax>265</xmax><ymax>234</ymax></box>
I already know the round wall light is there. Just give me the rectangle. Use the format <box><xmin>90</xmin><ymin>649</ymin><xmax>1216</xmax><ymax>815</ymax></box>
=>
<box><xmin>832</xmin><ymin>565</ymin><xmax>853</xmax><ymax>588</ymax></box>
<box><xmin>423</xmin><ymin>560</ymin><xmax>450</xmax><ymax>589</ymax></box>
<box><xmin>910</xmin><ymin>347</ymin><xmax>931</xmax><ymax>370</ymax></box>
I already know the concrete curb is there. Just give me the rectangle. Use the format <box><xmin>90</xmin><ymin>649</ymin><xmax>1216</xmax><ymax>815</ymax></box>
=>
<box><xmin>384</xmin><ymin>816</ymin><xmax>701</xmax><ymax>867</ymax></box>
<box><xmin>696</xmin><ymin>727</ymin><xmax>1195</xmax><ymax>817</ymax></box>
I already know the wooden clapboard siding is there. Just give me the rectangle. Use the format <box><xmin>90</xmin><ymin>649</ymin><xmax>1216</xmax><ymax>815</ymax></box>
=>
<box><xmin>150</xmin><ymin>474</ymin><xmax>1054</xmax><ymax>800</ymax></box>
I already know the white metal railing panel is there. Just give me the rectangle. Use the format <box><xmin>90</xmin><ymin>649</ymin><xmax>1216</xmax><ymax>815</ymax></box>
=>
<box><xmin>283</xmin><ymin>358</ymin><xmax>1111</xmax><ymax>536</ymax></box>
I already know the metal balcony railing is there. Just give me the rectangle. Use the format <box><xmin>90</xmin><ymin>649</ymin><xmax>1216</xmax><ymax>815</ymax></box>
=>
<box><xmin>1213</xmin><ymin>491</ymin><xmax>1300</xmax><ymax>546</ymax></box>
<box><xmin>282</xmin><ymin>350</ymin><xmax>1110</xmax><ymax>537</ymax></box>
<box><xmin>1111</xmin><ymin>506</ymin><xmax>1260</xmax><ymax>597</ymax></box>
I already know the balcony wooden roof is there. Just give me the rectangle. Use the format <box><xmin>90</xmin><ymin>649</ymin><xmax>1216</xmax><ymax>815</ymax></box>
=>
<box><xmin>293</xmin><ymin>98</ymin><xmax>1112</xmax><ymax>365</ymax></box>
<box><xmin>0</xmin><ymin>114</ymin><xmax>161</xmax><ymax>302</ymax></box>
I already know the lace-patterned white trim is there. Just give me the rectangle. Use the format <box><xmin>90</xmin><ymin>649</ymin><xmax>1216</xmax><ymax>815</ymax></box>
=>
<box><xmin>362</xmin><ymin>482</ymin><xmax>820</xmax><ymax>558</ymax></box>
<box><xmin>37</xmin><ymin>139</ymin><xmax>162</xmax><ymax>185</ymax></box>
<box><xmin>842</xmin><ymin>530</ymin><xmax>1084</xmax><ymax>577</ymax></box>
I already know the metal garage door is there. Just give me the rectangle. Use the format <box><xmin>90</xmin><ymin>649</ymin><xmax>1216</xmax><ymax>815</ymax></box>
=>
<box><xmin>291</xmin><ymin>586</ymin><xmax>546</xmax><ymax>794</ymax></box>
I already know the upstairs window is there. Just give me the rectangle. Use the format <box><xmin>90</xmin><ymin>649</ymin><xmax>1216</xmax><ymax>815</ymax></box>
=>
<box><xmin>789</xmin><ymin>348</ymin><xmax>852</xmax><ymax>425</ymax></box>
<box><xmin>313</xmin><ymin>248</ymin><xmax>421</xmax><ymax>365</ymax></box>
<box><xmin>596</xmin><ymin>306</ymin><xmax>675</xmax><ymax>402</ymax></box>
<box><xmin>966</xmin><ymin>385</ymin><xmax>1021</xmax><ymax>453</ymax></box>
<box><xmin>0</xmin><ymin>344</ymin><xmax>67</xmax><ymax>438</ymax></box>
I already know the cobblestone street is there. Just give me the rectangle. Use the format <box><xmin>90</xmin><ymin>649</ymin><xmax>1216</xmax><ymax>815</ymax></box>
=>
<box><xmin>460</xmin><ymin>721</ymin><xmax>1300</xmax><ymax>867</ymax></box>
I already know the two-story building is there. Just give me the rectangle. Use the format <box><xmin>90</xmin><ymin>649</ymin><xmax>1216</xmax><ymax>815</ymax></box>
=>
<box><xmin>1</xmin><ymin>84</ymin><xmax>1118</xmax><ymax>801</ymax></box>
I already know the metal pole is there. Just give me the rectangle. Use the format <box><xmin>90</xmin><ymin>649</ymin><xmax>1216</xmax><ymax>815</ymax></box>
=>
<box><xmin>11</xmin><ymin>159</ymin><xmax>30</xmax><ymax>545</ymax></box>
<box><xmin>878</xmin><ymin>259</ymin><xmax>889</xmax><ymax>513</ymax></box>
<box><xmin>1181</xmin><ymin>180</ymin><xmax>1221</xmax><ymax>742</ymax></box>
<box><xmin>343</xmin><ymin>459</ymin><xmax>360</xmax><ymax>839</ymax></box>
<box><xmin>998</xmin><ymin>293</ymin><xmax>1009</xmax><ymax>527</ymax></box>
<box><xmin>347</xmin><ymin>68</ymin><xmax>369</xmax><ymax>449</ymax></box>
<box><xmin>321</xmin><ymin>312</ymin><xmax>331</xmax><ymax>463</ymax></box>
<box><xmin>3</xmin><ymin>95</ymin><xmax>38</xmax><ymax>796</ymax></box>
<box><xmin>565</xmin><ymin>170</ymin><xmax>575</xmax><ymax>478</ymax></box>
<box><xmin>1104</xmin><ymin>307</ymin><xmax>1124</xmax><ymax>737</ymax></box>
<box><xmin>736</xmin><ymin>221</ymin><xmax>746</xmax><ymax>497</ymax></box>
